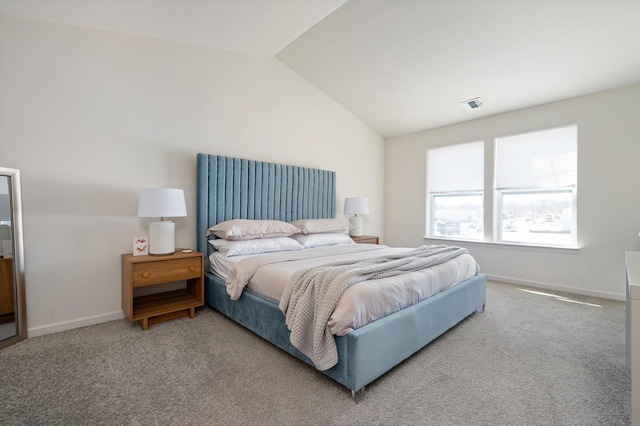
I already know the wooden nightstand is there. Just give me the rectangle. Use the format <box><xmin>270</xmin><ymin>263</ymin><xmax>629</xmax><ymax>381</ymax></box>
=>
<box><xmin>122</xmin><ymin>250</ymin><xmax>204</xmax><ymax>330</ymax></box>
<box><xmin>351</xmin><ymin>235</ymin><xmax>379</xmax><ymax>244</ymax></box>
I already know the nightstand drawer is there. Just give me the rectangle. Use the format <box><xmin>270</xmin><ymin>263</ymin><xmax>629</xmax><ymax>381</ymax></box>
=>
<box><xmin>351</xmin><ymin>235</ymin><xmax>379</xmax><ymax>244</ymax></box>
<box><xmin>132</xmin><ymin>258</ymin><xmax>202</xmax><ymax>287</ymax></box>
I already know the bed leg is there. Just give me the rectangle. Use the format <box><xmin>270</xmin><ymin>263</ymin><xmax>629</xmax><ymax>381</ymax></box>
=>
<box><xmin>351</xmin><ymin>387</ymin><xmax>365</xmax><ymax>402</ymax></box>
<box><xmin>476</xmin><ymin>304</ymin><xmax>485</xmax><ymax>313</ymax></box>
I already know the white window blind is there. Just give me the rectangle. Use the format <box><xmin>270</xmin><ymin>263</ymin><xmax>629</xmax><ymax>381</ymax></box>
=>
<box><xmin>495</xmin><ymin>126</ymin><xmax>577</xmax><ymax>189</ymax></box>
<box><xmin>428</xmin><ymin>141</ymin><xmax>484</xmax><ymax>192</ymax></box>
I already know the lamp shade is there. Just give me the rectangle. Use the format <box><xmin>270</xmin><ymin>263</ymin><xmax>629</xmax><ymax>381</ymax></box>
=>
<box><xmin>138</xmin><ymin>188</ymin><xmax>187</xmax><ymax>218</ymax></box>
<box><xmin>344</xmin><ymin>197</ymin><xmax>369</xmax><ymax>215</ymax></box>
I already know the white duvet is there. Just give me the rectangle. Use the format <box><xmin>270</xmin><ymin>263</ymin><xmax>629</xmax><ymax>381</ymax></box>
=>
<box><xmin>210</xmin><ymin>244</ymin><xmax>479</xmax><ymax>336</ymax></box>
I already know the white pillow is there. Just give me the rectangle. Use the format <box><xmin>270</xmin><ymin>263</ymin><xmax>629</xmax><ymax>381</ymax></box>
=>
<box><xmin>209</xmin><ymin>237</ymin><xmax>303</xmax><ymax>257</ymax></box>
<box><xmin>290</xmin><ymin>233</ymin><xmax>355</xmax><ymax>248</ymax></box>
<box><xmin>290</xmin><ymin>218</ymin><xmax>352</xmax><ymax>235</ymax></box>
<box><xmin>206</xmin><ymin>219</ymin><xmax>300</xmax><ymax>240</ymax></box>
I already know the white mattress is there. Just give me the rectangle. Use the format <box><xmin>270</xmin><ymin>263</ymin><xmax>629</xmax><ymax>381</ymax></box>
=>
<box><xmin>210</xmin><ymin>244</ymin><xmax>479</xmax><ymax>336</ymax></box>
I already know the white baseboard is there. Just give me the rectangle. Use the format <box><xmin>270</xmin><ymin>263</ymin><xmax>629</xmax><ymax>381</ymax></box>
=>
<box><xmin>28</xmin><ymin>311</ymin><xmax>126</xmax><ymax>338</ymax></box>
<box><xmin>485</xmin><ymin>274</ymin><xmax>625</xmax><ymax>302</ymax></box>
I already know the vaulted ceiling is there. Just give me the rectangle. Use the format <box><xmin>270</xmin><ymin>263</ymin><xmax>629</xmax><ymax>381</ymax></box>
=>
<box><xmin>2</xmin><ymin>0</ymin><xmax>639</xmax><ymax>138</ymax></box>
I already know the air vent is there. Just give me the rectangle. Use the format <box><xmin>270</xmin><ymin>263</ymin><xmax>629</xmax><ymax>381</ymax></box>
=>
<box><xmin>462</xmin><ymin>97</ymin><xmax>484</xmax><ymax>110</ymax></box>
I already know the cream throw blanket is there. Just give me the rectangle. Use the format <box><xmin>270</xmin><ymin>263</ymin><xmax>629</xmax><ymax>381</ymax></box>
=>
<box><xmin>279</xmin><ymin>245</ymin><xmax>471</xmax><ymax>371</ymax></box>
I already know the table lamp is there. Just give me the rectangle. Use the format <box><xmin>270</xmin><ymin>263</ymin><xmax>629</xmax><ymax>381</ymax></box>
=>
<box><xmin>138</xmin><ymin>188</ymin><xmax>187</xmax><ymax>255</ymax></box>
<box><xmin>344</xmin><ymin>197</ymin><xmax>369</xmax><ymax>237</ymax></box>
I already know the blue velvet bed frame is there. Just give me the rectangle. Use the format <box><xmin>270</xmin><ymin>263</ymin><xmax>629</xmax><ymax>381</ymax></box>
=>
<box><xmin>196</xmin><ymin>153</ymin><xmax>486</xmax><ymax>396</ymax></box>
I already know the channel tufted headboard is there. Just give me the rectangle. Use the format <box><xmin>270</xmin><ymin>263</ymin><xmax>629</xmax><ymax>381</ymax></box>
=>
<box><xmin>196</xmin><ymin>153</ymin><xmax>336</xmax><ymax>261</ymax></box>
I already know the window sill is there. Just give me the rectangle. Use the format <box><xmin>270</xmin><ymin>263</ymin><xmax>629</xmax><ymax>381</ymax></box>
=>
<box><xmin>422</xmin><ymin>236</ymin><xmax>580</xmax><ymax>254</ymax></box>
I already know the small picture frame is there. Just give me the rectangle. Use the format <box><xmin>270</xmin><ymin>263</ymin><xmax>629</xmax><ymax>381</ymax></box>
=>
<box><xmin>133</xmin><ymin>236</ymin><xmax>148</xmax><ymax>256</ymax></box>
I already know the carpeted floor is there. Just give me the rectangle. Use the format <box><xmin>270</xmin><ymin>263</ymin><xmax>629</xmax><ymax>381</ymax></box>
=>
<box><xmin>0</xmin><ymin>281</ymin><xmax>630</xmax><ymax>425</ymax></box>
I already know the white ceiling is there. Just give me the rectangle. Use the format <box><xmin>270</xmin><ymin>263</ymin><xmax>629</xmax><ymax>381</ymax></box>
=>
<box><xmin>0</xmin><ymin>0</ymin><xmax>346</xmax><ymax>56</ymax></box>
<box><xmin>2</xmin><ymin>0</ymin><xmax>640</xmax><ymax>138</ymax></box>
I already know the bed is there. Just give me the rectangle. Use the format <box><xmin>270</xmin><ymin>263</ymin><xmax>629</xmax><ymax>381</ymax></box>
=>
<box><xmin>196</xmin><ymin>153</ymin><xmax>486</xmax><ymax>398</ymax></box>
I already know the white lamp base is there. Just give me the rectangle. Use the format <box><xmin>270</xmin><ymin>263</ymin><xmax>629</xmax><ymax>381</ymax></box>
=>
<box><xmin>149</xmin><ymin>220</ymin><xmax>175</xmax><ymax>255</ymax></box>
<box><xmin>349</xmin><ymin>216</ymin><xmax>363</xmax><ymax>237</ymax></box>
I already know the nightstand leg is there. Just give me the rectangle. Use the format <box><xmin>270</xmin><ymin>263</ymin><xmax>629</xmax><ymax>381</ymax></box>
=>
<box><xmin>188</xmin><ymin>307</ymin><xmax>195</xmax><ymax>319</ymax></box>
<box><xmin>140</xmin><ymin>317</ymin><xmax>149</xmax><ymax>330</ymax></box>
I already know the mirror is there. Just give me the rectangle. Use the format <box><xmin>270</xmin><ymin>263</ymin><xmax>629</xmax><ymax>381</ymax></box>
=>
<box><xmin>0</xmin><ymin>167</ymin><xmax>26</xmax><ymax>349</ymax></box>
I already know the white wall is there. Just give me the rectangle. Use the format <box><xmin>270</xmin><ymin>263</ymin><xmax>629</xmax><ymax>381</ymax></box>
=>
<box><xmin>386</xmin><ymin>85</ymin><xmax>640</xmax><ymax>300</ymax></box>
<box><xmin>0</xmin><ymin>15</ymin><xmax>385</xmax><ymax>336</ymax></box>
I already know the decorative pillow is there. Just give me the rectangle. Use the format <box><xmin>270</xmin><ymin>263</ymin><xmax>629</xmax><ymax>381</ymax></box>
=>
<box><xmin>206</xmin><ymin>219</ymin><xmax>300</xmax><ymax>240</ymax></box>
<box><xmin>290</xmin><ymin>233</ymin><xmax>355</xmax><ymax>248</ymax></box>
<box><xmin>290</xmin><ymin>218</ymin><xmax>352</xmax><ymax>235</ymax></box>
<box><xmin>209</xmin><ymin>237</ymin><xmax>303</xmax><ymax>257</ymax></box>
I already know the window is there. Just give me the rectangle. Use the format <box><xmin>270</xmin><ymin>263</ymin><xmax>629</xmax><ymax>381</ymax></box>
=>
<box><xmin>495</xmin><ymin>125</ymin><xmax>577</xmax><ymax>247</ymax></box>
<box><xmin>427</xmin><ymin>141</ymin><xmax>484</xmax><ymax>240</ymax></box>
<box><xmin>425</xmin><ymin>125</ymin><xmax>578</xmax><ymax>248</ymax></box>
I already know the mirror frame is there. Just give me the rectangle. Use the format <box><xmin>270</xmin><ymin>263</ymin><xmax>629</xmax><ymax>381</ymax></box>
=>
<box><xmin>0</xmin><ymin>167</ymin><xmax>27</xmax><ymax>349</ymax></box>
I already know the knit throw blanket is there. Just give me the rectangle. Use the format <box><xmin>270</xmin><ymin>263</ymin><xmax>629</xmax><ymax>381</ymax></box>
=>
<box><xmin>279</xmin><ymin>245</ymin><xmax>471</xmax><ymax>371</ymax></box>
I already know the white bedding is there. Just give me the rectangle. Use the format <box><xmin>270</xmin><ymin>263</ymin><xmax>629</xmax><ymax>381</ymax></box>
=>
<box><xmin>210</xmin><ymin>244</ymin><xmax>479</xmax><ymax>336</ymax></box>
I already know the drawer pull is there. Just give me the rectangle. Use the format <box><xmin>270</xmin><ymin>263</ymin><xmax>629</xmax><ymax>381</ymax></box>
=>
<box><xmin>189</xmin><ymin>265</ymin><xmax>196</xmax><ymax>272</ymax></box>
<box><xmin>141</xmin><ymin>271</ymin><xmax>150</xmax><ymax>278</ymax></box>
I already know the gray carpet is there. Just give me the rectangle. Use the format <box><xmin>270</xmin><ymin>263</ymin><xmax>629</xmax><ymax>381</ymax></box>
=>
<box><xmin>0</xmin><ymin>281</ymin><xmax>630</xmax><ymax>425</ymax></box>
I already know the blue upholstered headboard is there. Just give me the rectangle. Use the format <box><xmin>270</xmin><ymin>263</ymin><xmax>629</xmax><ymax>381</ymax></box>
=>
<box><xmin>196</xmin><ymin>153</ymin><xmax>336</xmax><ymax>261</ymax></box>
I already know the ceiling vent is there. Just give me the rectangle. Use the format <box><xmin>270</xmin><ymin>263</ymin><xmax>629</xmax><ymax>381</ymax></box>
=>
<box><xmin>462</xmin><ymin>97</ymin><xmax>484</xmax><ymax>110</ymax></box>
